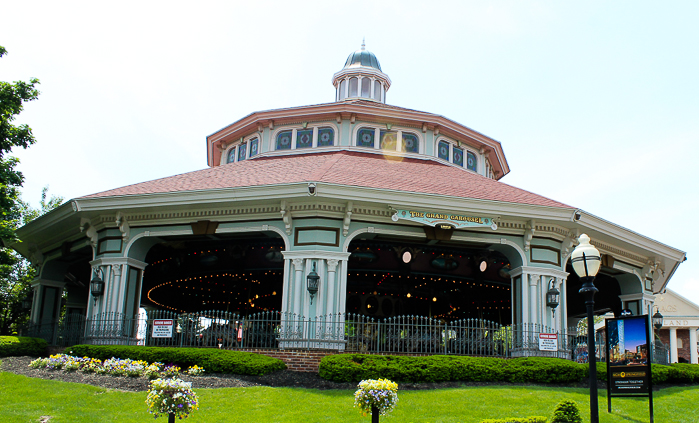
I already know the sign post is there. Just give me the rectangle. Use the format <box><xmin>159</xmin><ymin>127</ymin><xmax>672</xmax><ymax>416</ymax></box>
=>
<box><xmin>605</xmin><ymin>315</ymin><xmax>654</xmax><ymax>422</ymax></box>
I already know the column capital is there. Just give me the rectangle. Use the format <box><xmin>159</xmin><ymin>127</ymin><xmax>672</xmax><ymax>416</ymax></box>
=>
<box><xmin>326</xmin><ymin>259</ymin><xmax>339</xmax><ymax>272</ymax></box>
<box><xmin>292</xmin><ymin>258</ymin><xmax>305</xmax><ymax>268</ymax></box>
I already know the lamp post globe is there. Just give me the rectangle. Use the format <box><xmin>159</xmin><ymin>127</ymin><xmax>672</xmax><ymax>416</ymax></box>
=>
<box><xmin>571</xmin><ymin>233</ymin><xmax>602</xmax><ymax>423</ymax></box>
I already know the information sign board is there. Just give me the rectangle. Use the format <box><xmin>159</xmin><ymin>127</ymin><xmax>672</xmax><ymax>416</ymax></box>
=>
<box><xmin>538</xmin><ymin>333</ymin><xmax>558</xmax><ymax>351</ymax></box>
<box><xmin>152</xmin><ymin>319</ymin><xmax>174</xmax><ymax>338</ymax></box>
<box><xmin>606</xmin><ymin>315</ymin><xmax>654</xmax><ymax>422</ymax></box>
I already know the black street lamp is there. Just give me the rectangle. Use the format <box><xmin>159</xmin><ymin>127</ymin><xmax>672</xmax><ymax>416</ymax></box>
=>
<box><xmin>571</xmin><ymin>234</ymin><xmax>602</xmax><ymax>423</ymax></box>
<box><xmin>307</xmin><ymin>262</ymin><xmax>320</xmax><ymax>305</ymax></box>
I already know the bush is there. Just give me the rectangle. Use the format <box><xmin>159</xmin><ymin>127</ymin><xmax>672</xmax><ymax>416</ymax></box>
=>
<box><xmin>480</xmin><ymin>418</ymin><xmax>547</xmax><ymax>423</ymax></box>
<box><xmin>551</xmin><ymin>399</ymin><xmax>582</xmax><ymax>423</ymax></box>
<box><xmin>320</xmin><ymin>355</ymin><xmax>582</xmax><ymax>384</ymax></box>
<box><xmin>68</xmin><ymin>345</ymin><xmax>285</xmax><ymax>375</ymax></box>
<box><xmin>0</xmin><ymin>336</ymin><xmax>48</xmax><ymax>357</ymax></box>
<box><xmin>669</xmin><ymin>363</ymin><xmax>699</xmax><ymax>383</ymax></box>
<box><xmin>503</xmin><ymin>358</ymin><xmax>584</xmax><ymax>384</ymax></box>
<box><xmin>651</xmin><ymin>363</ymin><xmax>672</xmax><ymax>384</ymax></box>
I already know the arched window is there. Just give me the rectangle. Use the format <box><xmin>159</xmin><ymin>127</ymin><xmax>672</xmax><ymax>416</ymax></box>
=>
<box><xmin>467</xmin><ymin>151</ymin><xmax>477</xmax><ymax>171</ymax></box>
<box><xmin>438</xmin><ymin>140</ymin><xmax>450</xmax><ymax>161</ymax></box>
<box><xmin>276</xmin><ymin>130</ymin><xmax>292</xmax><ymax>150</ymax></box>
<box><xmin>349</xmin><ymin>77</ymin><xmax>358</xmax><ymax>97</ymax></box>
<box><xmin>402</xmin><ymin>132</ymin><xmax>419</xmax><ymax>153</ymax></box>
<box><xmin>361</xmin><ymin>78</ymin><xmax>371</xmax><ymax>97</ymax></box>
<box><xmin>249</xmin><ymin>138</ymin><xmax>259</xmax><ymax>157</ymax></box>
<box><xmin>227</xmin><ymin>147</ymin><xmax>236</xmax><ymax>164</ymax></box>
<box><xmin>297</xmin><ymin>129</ymin><xmax>312</xmax><ymax>149</ymax></box>
<box><xmin>318</xmin><ymin>127</ymin><xmax>334</xmax><ymax>147</ymax></box>
<box><xmin>453</xmin><ymin>147</ymin><xmax>464</xmax><ymax>167</ymax></box>
<box><xmin>373</xmin><ymin>82</ymin><xmax>381</xmax><ymax>100</ymax></box>
<box><xmin>238</xmin><ymin>143</ymin><xmax>247</xmax><ymax>161</ymax></box>
<box><xmin>380</xmin><ymin>131</ymin><xmax>397</xmax><ymax>151</ymax></box>
<box><xmin>339</xmin><ymin>80</ymin><xmax>347</xmax><ymax>100</ymax></box>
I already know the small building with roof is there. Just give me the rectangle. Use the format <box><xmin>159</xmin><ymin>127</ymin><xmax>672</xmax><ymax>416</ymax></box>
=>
<box><xmin>15</xmin><ymin>44</ymin><xmax>687</xmax><ymax>358</ymax></box>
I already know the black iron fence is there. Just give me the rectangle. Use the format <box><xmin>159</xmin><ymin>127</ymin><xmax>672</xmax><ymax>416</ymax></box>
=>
<box><xmin>24</xmin><ymin>310</ymin><xmax>618</xmax><ymax>361</ymax></box>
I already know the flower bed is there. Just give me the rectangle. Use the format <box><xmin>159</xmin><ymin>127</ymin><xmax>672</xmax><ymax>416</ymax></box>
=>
<box><xmin>29</xmin><ymin>354</ymin><xmax>205</xmax><ymax>379</ymax></box>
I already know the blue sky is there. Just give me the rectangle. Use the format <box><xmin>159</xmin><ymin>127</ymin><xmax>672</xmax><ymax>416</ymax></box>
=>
<box><xmin>2</xmin><ymin>1</ymin><xmax>697</xmax><ymax>305</ymax></box>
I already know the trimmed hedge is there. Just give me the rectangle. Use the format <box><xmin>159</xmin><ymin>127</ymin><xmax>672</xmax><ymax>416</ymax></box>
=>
<box><xmin>319</xmin><ymin>354</ymin><xmax>699</xmax><ymax>385</ymax></box>
<box><xmin>481</xmin><ymin>418</ymin><xmax>547</xmax><ymax>423</ymax></box>
<box><xmin>68</xmin><ymin>345</ymin><xmax>286</xmax><ymax>375</ymax></box>
<box><xmin>0</xmin><ymin>336</ymin><xmax>48</xmax><ymax>357</ymax></box>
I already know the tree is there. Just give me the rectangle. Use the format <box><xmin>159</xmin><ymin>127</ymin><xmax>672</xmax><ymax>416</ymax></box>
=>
<box><xmin>0</xmin><ymin>45</ymin><xmax>40</xmax><ymax>241</ymax></box>
<box><xmin>0</xmin><ymin>188</ymin><xmax>63</xmax><ymax>335</ymax></box>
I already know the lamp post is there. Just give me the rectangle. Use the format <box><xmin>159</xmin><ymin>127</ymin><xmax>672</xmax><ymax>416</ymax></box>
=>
<box><xmin>652</xmin><ymin>308</ymin><xmax>664</xmax><ymax>361</ymax></box>
<box><xmin>571</xmin><ymin>234</ymin><xmax>602</xmax><ymax>423</ymax></box>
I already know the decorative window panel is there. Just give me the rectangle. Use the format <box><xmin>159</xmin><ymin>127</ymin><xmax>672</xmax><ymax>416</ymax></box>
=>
<box><xmin>380</xmin><ymin>131</ymin><xmax>396</xmax><ymax>151</ymax></box>
<box><xmin>438</xmin><ymin>141</ymin><xmax>450</xmax><ymax>161</ymax></box>
<box><xmin>237</xmin><ymin>143</ymin><xmax>247</xmax><ymax>161</ymax></box>
<box><xmin>402</xmin><ymin>132</ymin><xmax>419</xmax><ymax>153</ymax></box>
<box><xmin>467</xmin><ymin>151</ymin><xmax>477</xmax><ymax>171</ymax></box>
<box><xmin>296</xmin><ymin>129</ymin><xmax>313</xmax><ymax>148</ymax></box>
<box><xmin>227</xmin><ymin>147</ymin><xmax>236</xmax><ymax>163</ymax></box>
<box><xmin>357</xmin><ymin>128</ymin><xmax>375</xmax><ymax>147</ymax></box>
<box><xmin>453</xmin><ymin>147</ymin><xmax>464</xmax><ymax>167</ymax></box>
<box><xmin>276</xmin><ymin>130</ymin><xmax>292</xmax><ymax>150</ymax></box>
<box><xmin>373</xmin><ymin>82</ymin><xmax>381</xmax><ymax>100</ymax></box>
<box><xmin>318</xmin><ymin>127</ymin><xmax>334</xmax><ymax>146</ymax></box>
<box><xmin>249</xmin><ymin>138</ymin><xmax>259</xmax><ymax>157</ymax></box>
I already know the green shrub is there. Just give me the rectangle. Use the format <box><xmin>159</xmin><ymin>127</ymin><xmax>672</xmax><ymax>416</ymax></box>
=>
<box><xmin>503</xmin><ymin>358</ymin><xmax>584</xmax><ymax>384</ymax></box>
<box><xmin>320</xmin><ymin>355</ymin><xmax>581</xmax><ymax>384</ymax></box>
<box><xmin>68</xmin><ymin>345</ymin><xmax>285</xmax><ymax>375</ymax></box>
<box><xmin>320</xmin><ymin>354</ymin><xmax>696</xmax><ymax>386</ymax></box>
<box><xmin>551</xmin><ymin>399</ymin><xmax>582</xmax><ymax>423</ymax></box>
<box><xmin>480</xmin><ymin>417</ymin><xmax>547</xmax><ymax>423</ymax></box>
<box><xmin>651</xmin><ymin>364</ymin><xmax>672</xmax><ymax>384</ymax></box>
<box><xmin>0</xmin><ymin>336</ymin><xmax>48</xmax><ymax>357</ymax></box>
<box><xmin>669</xmin><ymin>363</ymin><xmax>699</xmax><ymax>383</ymax></box>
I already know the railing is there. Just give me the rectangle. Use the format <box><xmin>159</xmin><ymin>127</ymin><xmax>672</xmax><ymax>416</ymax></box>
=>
<box><xmin>25</xmin><ymin>311</ymin><xmax>606</xmax><ymax>361</ymax></box>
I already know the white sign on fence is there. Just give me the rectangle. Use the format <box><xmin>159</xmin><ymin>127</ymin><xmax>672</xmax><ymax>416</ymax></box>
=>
<box><xmin>152</xmin><ymin>319</ymin><xmax>174</xmax><ymax>338</ymax></box>
<box><xmin>539</xmin><ymin>333</ymin><xmax>558</xmax><ymax>351</ymax></box>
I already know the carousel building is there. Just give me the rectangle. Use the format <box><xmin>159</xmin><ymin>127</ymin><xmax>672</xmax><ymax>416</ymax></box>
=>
<box><xmin>16</xmin><ymin>44</ymin><xmax>687</xmax><ymax>355</ymax></box>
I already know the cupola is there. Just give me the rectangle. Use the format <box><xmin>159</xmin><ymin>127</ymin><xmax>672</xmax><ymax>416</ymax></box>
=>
<box><xmin>332</xmin><ymin>41</ymin><xmax>391</xmax><ymax>103</ymax></box>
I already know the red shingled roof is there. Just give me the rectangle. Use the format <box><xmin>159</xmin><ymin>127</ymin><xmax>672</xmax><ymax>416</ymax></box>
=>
<box><xmin>82</xmin><ymin>151</ymin><xmax>572</xmax><ymax>208</ymax></box>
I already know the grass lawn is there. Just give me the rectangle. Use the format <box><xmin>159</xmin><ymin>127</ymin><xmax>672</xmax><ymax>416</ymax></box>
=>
<box><xmin>1</xmin><ymin>371</ymin><xmax>698</xmax><ymax>423</ymax></box>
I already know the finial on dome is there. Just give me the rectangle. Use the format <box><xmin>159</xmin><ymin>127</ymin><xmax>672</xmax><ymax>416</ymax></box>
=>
<box><xmin>361</xmin><ymin>37</ymin><xmax>365</xmax><ymax>51</ymax></box>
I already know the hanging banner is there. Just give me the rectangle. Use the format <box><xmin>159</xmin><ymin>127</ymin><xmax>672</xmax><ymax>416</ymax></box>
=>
<box><xmin>391</xmin><ymin>209</ymin><xmax>497</xmax><ymax>230</ymax></box>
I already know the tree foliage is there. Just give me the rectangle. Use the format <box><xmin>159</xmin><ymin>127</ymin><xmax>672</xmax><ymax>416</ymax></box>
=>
<box><xmin>0</xmin><ymin>45</ymin><xmax>41</xmax><ymax>241</ymax></box>
<box><xmin>0</xmin><ymin>188</ymin><xmax>63</xmax><ymax>335</ymax></box>
<box><xmin>0</xmin><ymin>46</ymin><xmax>56</xmax><ymax>334</ymax></box>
